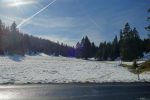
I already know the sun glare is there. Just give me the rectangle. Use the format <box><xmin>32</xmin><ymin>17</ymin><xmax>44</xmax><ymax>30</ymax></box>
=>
<box><xmin>8</xmin><ymin>0</ymin><xmax>36</xmax><ymax>7</ymax></box>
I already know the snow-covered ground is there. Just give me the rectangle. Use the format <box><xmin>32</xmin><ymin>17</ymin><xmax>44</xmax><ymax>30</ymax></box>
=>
<box><xmin>142</xmin><ymin>52</ymin><xmax>150</xmax><ymax>60</ymax></box>
<box><xmin>0</xmin><ymin>53</ymin><xmax>149</xmax><ymax>84</ymax></box>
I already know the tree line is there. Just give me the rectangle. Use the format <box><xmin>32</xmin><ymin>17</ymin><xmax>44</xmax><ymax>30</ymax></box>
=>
<box><xmin>75</xmin><ymin>23</ymin><xmax>150</xmax><ymax>61</ymax></box>
<box><xmin>0</xmin><ymin>9</ymin><xmax>149</xmax><ymax>61</ymax></box>
<box><xmin>75</xmin><ymin>9</ymin><xmax>150</xmax><ymax>61</ymax></box>
<box><xmin>0</xmin><ymin>20</ymin><xmax>75</xmax><ymax>57</ymax></box>
<box><xmin>0</xmin><ymin>20</ymin><xmax>149</xmax><ymax>61</ymax></box>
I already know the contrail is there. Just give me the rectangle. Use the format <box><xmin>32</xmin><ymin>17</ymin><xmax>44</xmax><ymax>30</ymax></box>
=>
<box><xmin>87</xmin><ymin>16</ymin><xmax>101</xmax><ymax>29</ymax></box>
<box><xmin>17</xmin><ymin>0</ymin><xmax>57</xmax><ymax>28</ymax></box>
<box><xmin>77</xmin><ymin>0</ymin><xmax>101</xmax><ymax>30</ymax></box>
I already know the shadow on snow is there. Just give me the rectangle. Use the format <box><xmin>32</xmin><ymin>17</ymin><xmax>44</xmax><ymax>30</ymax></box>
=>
<box><xmin>8</xmin><ymin>55</ymin><xmax>25</xmax><ymax>62</ymax></box>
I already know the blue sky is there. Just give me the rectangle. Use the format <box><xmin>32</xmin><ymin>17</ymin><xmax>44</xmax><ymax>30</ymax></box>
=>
<box><xmin>0</xmin><ymin>0</ymin><xmax>149</xmax><ymax>46</ymax></box>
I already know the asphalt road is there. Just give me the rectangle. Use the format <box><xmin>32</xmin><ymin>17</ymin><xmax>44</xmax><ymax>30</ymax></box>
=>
<box><xmin>0</xmin><ymin>83</ymin><xmax>150</xmax><ymax>100</ymax></box>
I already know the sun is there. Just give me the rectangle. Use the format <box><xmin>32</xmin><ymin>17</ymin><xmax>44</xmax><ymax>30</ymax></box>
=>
<box><xmin>8</xmin><ymin>0</ymin><xmax>35</xmax><ymax>7</ymax></box>
<box><xmin>11</xmin><ymin>0</ymin><xmax>23</xmax><ymax>6</ymax></box>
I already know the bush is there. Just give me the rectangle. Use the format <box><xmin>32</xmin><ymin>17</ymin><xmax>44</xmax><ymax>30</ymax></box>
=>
<box><xmin>133</xmin><ymin>60</ymin><xmax>138</xmax><ymax>69</ymax></box>
<box><xmin>140</xmin><ymin>60</ymin><xmax>150</xmax><ymax>69</ymax></box>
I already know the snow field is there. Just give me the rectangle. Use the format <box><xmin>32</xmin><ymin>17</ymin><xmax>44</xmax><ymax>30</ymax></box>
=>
<box><xmin>0</xmin><ymin>54</ymin><xmax>149</xmax><ymax>84</ymax></box>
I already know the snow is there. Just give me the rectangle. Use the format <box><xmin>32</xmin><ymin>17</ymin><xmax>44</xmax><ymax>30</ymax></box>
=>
<box><xmin>141</xmin><ymin>52</ymin><xmax>150</xmax><ymax>61</ymax></box>
<box><xmin>0</xmin><ymin>54</ymin><xmax>149</xmax><ymax>84</ymax></box>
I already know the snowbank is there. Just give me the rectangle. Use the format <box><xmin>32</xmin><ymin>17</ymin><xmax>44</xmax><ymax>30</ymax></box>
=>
<box><xmin>0</xmin><ymin>54</ymin><xmax>149</xmax><ymax>84</ymax></box>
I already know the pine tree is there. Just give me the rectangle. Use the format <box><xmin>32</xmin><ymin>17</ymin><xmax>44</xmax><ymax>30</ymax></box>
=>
<box><xmin>143</xmin><ymin>39</ymin><xmax>150</xmax><ymax>53</ymax></box>
<box><xmin>9</xmin><ymin>22</ymin><xmax>24</xmax><ymax>55</ymax></box>
<box><xmin>120</xmin><ymin>23</ymin><xmax>131</xmax><ymax>61</ymax></box>
<box><xmin>0</xmin><ymin>19</ymin><xmax>3</xmax><ymax>54</ymax></box>
<box><xmin>80</xmin><ymin>36</ymin><xmax>91</xmax><ymax>59</ymax></box>
<box><xmin>145</xmin><ymin>8</ymin><xmax>150</xmax><ymax>36</ymax></box>
<box><xmin>80</xmin><ymin>37</ymin><xmax>85</xmax><ymax>58</ymax></box>
<box><xmin>96</xmin><ymin>41</ymin><xmax>112</xmax><ymax>60</ymax></box>
<box><xmin>144</xmin><ymin>8</ymin><xmax>150</xmax><ymax>53</ymax></box>
<box><xmin>75</xmin><ymin>42</ymin><xmax>81</xmax><ymax>58</ymax></box>
<box><xmin>96</xmin><ymin>42</ymin><xmax>103</xmax><ymax>60</ymax></box>
<box><xmin>91</xmin><ymin>42</ymin><xmax>97</xmax><ymax>57</ymax></box>
<box><xmin>106</xmin><ymin>42</ymin><xmax>112</xmax><ymax>60</ymax></box>
<box><xmin>111</xmin><ymin>36</ymin><xmax>119</xmax><ymax>60</ymax></box>
<box><xmin>120</xmin><ymin>23</ymin><xmax>143</xmax><ymax>61</ymax></box>
<box><xmin>76</xmin><ymin>36</ymin><xmax>96</xmax><ymax>59</ymax></box>
<box><xmin>132</xmin><ymin>28</ymin><xmax>143</xmax><ymax>58</ymax></box>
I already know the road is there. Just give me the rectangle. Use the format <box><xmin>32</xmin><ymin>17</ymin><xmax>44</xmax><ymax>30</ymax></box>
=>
<box><xmin>0</xmin><ymin>83</ymin><xmax>150</xmax><ymax>100</ymax></box>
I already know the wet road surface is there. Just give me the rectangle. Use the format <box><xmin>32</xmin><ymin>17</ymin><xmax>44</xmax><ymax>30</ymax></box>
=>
<box><xmin>0</xmin><ymin>83</ymin><xmax>150</xmax><ymax>100</ymax></box>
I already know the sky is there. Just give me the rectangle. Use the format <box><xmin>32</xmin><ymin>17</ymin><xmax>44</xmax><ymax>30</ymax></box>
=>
<box><xmin>0</xmin><ymin>0</ymin><xmax>149</xmax><ymax>46</ymax></box>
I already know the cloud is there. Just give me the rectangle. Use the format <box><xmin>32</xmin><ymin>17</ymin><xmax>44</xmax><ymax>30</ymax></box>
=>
<box><xmin>21</xmin><ymin>16</ymin><xmax>105</xmax><ymax>46</ymax></box>
<box><xmin>23</xmin><ymin>17</ymin><xmax>82</xmax><ymax>28</ymax></box>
